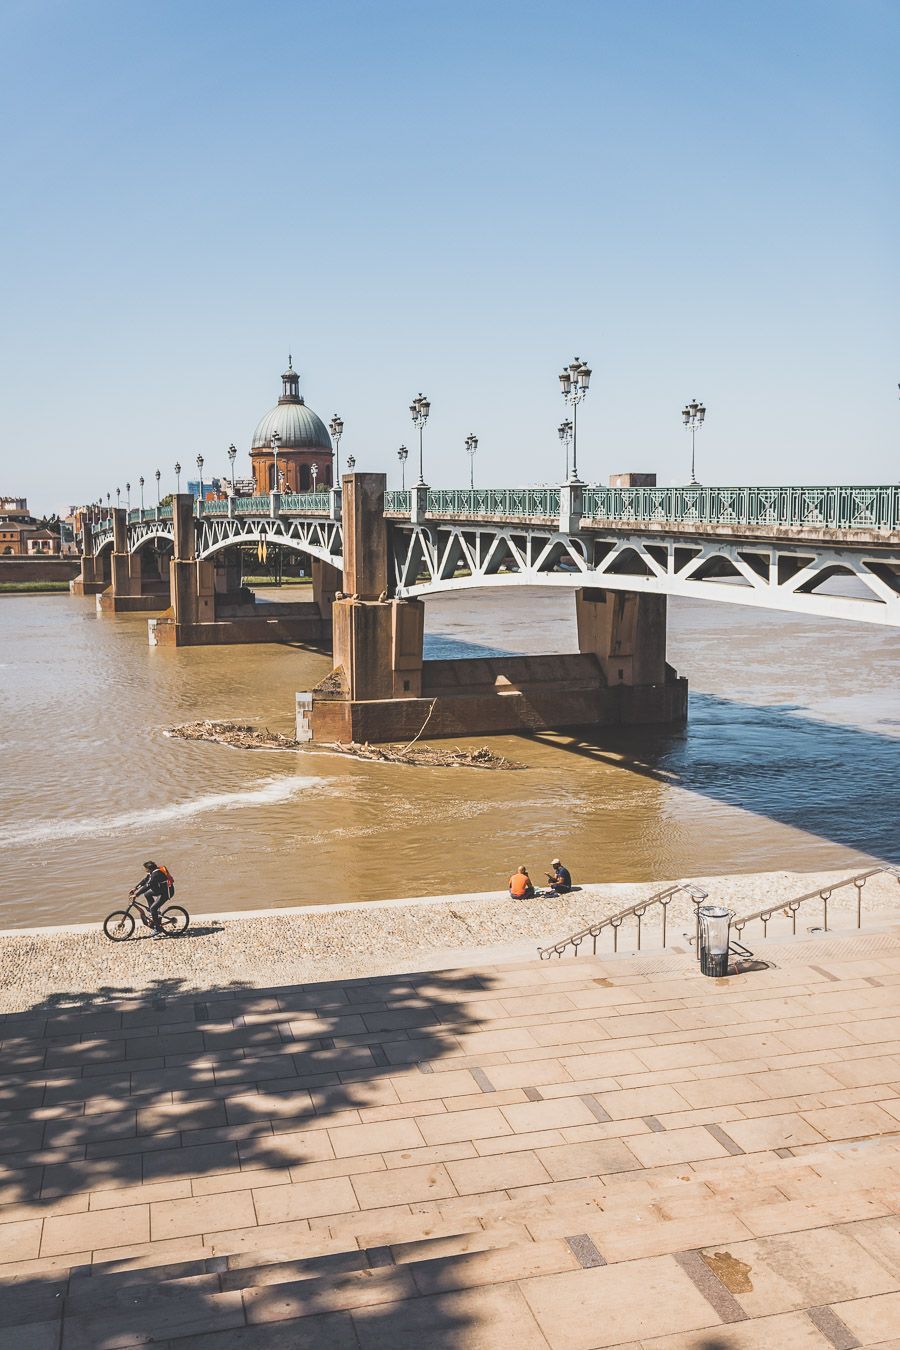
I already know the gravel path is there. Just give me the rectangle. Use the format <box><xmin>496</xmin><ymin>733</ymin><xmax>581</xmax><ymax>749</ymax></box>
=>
<box><xmin>1</xmin><ymin>867</ymin><xmax>897</xmax><ymax>1014</ymax></box>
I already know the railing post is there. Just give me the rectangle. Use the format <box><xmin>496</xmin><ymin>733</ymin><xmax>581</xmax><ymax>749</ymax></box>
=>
<box><xmin>559</xmin><ymin>481</ymin><xmax>583</xmax><ymax>534</ymax></box>
<box><xmin>411</xmin><ymin>483</ymin><xmax>429</xmax><ymax>525</ymax></box>
<box><xmin>329</xmin><ymin>487</ymin><xmax>342</xmax><ymax>522</ymax></box>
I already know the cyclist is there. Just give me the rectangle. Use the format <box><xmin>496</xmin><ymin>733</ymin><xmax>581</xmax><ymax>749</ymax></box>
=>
<box><xmin>131</xmin><ymin>861</ymin><xmax>174</xmax><ymax>939</ymax></box>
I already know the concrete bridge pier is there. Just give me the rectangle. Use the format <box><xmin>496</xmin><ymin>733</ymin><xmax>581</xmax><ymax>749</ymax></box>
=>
<box><xmin>96</xmin><ymin>509</ymin><xmax>171</xmax><ymax>613</ymax></box>
<box><xmin>575</xmin><ymin>588</ymin><xmax>686</xmax><ymax>724</ymax></box>
<box><xmin>304</xmin><ymin>473</ymin><xmax>687</xmax><ymax>743</ymax></box>
<box><xmin>148</xmin><ymin>495</ymin><xmax>332</xmax><ymax>648</ymax></box>
<box><xmin>69</xmin><ymin>520</ymin><xmax>109</xmax><ymax>595</ymax></box>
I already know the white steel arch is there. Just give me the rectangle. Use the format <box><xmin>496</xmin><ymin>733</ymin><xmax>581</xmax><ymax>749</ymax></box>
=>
<box><xmin>390</xmin><ymin>523</ymin><xmax>900</xmax><ymax>627</ymax></box>
<box><xmin>195</xmin><ymin>515</ymin><xmax>343</xmax><ymax>568</ymax></box>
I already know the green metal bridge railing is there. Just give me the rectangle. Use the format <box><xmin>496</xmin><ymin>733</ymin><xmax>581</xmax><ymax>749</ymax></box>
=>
<box><xmin>581</xmin><ymin>484</ymin><xmax>900</xmax><ymax>530</ymax></box>
<box><xmin>124</xmin><ymin>484</ymin><xmax>900</xmax><ymax>531</ymax></box>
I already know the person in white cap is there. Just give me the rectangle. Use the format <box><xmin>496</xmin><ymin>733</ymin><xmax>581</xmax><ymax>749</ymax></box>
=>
<box><xmin>546</xmin><ymin>858</ymin><xmax>572</xmax><ymax>894</ymax></box>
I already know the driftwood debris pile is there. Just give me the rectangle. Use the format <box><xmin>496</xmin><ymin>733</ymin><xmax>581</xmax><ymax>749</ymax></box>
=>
<box><xmin>327</xmin><ymin>742</ymin><xmax>525</xmax><ymax>770</ymax></box>
<box><xmin>167</xmin><ymin>721</ymin><xmax>300</xmax><ymax>751</ymax></box>
<box><xmin>167</xmin><ymin>721</ymin><xmax>523</xmax><ymax>770</ymax></box>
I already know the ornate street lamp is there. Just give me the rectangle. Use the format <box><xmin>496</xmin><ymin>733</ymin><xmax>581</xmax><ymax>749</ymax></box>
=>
<box><xmin>154</xmin><ymin>470</ymin><xmax>161</xmax><ymax>505</ymax></box>
<box><xmin>397</xmin><ymin>444</ymin><xmax>408</xmax><ymax>490</ymax></box>
<box><xmin>196</xmin><ymin>454</ymin><xmax>204</xmax><ymax>502</ymax></box>
<box><xmin>311</xmin><ymin>462</ymin><xmax>318</xmax><ymax>494</ymax></box>
<box><xmin>126</xmin><ymin>482</ymin><xmax>131</xmax><ymax>511</ymax></box>
<box><xmin>465</xmin><ymin>433</ymin><xmax>478</xmax><ymax>490</ymax></box>
<box><xmin>139</xmin><ymin>476</ymin><xmax>145</xmax><ymax>512</ymax></box>
<box><xmin>409</xmin><ymin>393</ymin><xmax>430</xmax><ymax>486</ymax></box>
<box><xmin>174</xmin><ymin>462</ymin><xmax>181</xmax><ymax>494</ymax></box>
<box><xmin>558</xmin><ymin>420</ymin><xmax>573</xmax><ymax>481</ymax></box>
<box><xmin>270</xmin><ymin>431</ymin><xmax>281</xmax><ymax>495</ymax></box>
<box><xmin>115</xmin><ymin>487</ymin><xmax>121</xmax><ymax>509</ymax></box>
<box><xmin>682</xmin><ymin>400</ymin><xmax>706</xmax><ymax>485</ymax></box>
<box><xmin>227</xmin><ymin>444</ymin><xmax>237</xmax><ymax>494</ymax></box>
<box><xmin>346</xmin><ymin>454</ymin><xmax>356</xmax><ymax>471</ymax></box>
<box><xmin>558</xmin><ymin>358</ymin><xmax>591</xmax><ymax>482</ymax></box>
<box><xmin>329</xmin><ymin>414</ymin><xmax>343</xmax><ymax>482</ymax></box>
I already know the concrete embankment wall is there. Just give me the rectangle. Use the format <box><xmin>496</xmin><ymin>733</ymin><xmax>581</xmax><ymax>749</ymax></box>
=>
<box><xmin>0</xmin><ymin>557</ymin><xmax>80</xmax><ymax>582</ymax></box>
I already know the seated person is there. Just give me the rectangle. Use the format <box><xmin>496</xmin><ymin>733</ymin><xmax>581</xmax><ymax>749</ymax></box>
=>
<box><xmin>508</xmin><ymin>865</ymin><xmax>535</xmax><ymax>900</ymax></box>
<box><xmin>546</xmin><ymin>858</ymin><xmax>572</xmax><ymax>894</ymax></box>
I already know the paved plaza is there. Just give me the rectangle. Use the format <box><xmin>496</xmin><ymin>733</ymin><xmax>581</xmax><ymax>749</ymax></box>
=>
<box><xmin>1</xmin><ymin>929</ymin><xmax>900</xmax><ymax>1348</ymax></box>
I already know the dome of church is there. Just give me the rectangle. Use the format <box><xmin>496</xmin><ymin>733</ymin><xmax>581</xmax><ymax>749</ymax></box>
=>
<box><xmin>250</xmin><ymin>360</ymin><xmax>332</xmax><ymax>451</ymax></box>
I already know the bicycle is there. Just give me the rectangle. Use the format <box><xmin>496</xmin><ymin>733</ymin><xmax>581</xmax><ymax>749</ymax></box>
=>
<box><xmin>102</xmin><ymin>893</ymin><xmax>190</xmax><ymax>942</ymax></box>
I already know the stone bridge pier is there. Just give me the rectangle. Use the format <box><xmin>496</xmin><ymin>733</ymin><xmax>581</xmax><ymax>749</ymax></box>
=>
<box><xmin>148</xmin><ymin>495</ymin><xmax>337</xmax><ymax>648</ymax></box>
<box><xmin>69</xmin><ymin>520</ymin><xmax>110</xmax><ymax>595</ymax></box>
<box><xmin>302</xmin><ymin>474</ymin><xmax>687</xmax><ymax>743</ymax></box>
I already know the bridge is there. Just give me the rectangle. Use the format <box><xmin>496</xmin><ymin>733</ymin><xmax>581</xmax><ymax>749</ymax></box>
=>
<box><xmin>73</xmin><ymin>477</ymin><xmax>900</xmax><ymax>742</ymax></box>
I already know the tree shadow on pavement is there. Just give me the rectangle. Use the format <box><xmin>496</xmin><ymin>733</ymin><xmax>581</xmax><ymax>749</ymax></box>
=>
<box><xmin>0</xmin><ymin>964</ymin><xmax>525</xmax><ymax>1348</ymax></box>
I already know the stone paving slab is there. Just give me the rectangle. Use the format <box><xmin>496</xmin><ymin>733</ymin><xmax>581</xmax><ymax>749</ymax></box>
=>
<box><xmin>1</xmin><ymin>930</ymin><xmax>900</xmax><ymax>1346</ymax></box>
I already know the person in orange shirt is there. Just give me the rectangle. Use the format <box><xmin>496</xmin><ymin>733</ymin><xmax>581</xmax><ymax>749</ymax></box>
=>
<box><xmin>508</xmin><ymin>865</ymin><xmax>535</xmax><ymax>900</ymax></box>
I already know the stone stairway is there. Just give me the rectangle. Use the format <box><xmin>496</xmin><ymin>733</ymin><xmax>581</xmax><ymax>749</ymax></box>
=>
<box><xmin>1</xmin><ymin>930</ymin><xmax>900</xmax><ymax>1348</ymax></box>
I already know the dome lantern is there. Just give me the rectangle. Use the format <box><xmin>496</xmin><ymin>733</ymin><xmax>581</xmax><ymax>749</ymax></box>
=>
<box><xmin>280</xmin><ymin>355</ymin><xmax>302</xmax><ymax>405</ymax></box>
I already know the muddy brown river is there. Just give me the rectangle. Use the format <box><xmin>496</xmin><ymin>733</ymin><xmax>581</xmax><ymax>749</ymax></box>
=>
<box><xmin>0</xmin><ymin>588</ymin><xmax>897</xmax><ymax>927</ymax></box>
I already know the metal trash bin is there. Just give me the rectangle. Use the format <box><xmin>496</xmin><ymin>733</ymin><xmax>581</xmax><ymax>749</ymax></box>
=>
<box><xmin>698</xmin><ymin>904</ymin><xmax>733</xmax><ymax>978</ymax></box>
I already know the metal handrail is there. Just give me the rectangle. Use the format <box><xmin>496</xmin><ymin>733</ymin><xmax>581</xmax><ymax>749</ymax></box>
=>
<box><xmin>281</xmin><ymin>492</ymin><xmax>330</xmax><ymax>513</ymax></box>
<box><xmin>427</xmin><ymin>487</ymin><xmax>561</xmax><ymax>519</ymax></box>
<box><xmin>538</xmin><ymin>882</ymin><xmax>709</xmax><ymax>959</ymax></box>
<box><xmin>732</xmin><ymin>866</ymin><xmax>900</xmax><ymax>940</ymax></box>
<box><xmin>580</xmin><ymin>484</ymin><xmax>900</xmax><ymax>532</ymax></box>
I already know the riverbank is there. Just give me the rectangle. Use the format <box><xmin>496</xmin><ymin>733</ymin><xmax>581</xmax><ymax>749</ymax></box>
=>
<box><xmin>0</xmin><ymin>579</ymin><xmax>71</xmax><ymax>593</ymax></box>
<box><xmin>2</xmin><ymin>866</ymin><xmax>897</xmax><ymax>1013</ymax></box>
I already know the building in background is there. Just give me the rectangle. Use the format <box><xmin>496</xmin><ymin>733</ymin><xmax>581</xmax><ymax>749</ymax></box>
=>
<box><xmin>0</xmin><ymin>497</ymin><xmax>61</xmax><ymax>555</ymax></box>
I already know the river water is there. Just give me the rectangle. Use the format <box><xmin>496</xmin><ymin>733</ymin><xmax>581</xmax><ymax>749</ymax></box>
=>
<box><xmin>0</xmin><ymin>589</ymin><xmax>897</xmax><ymax>928</ymax></box>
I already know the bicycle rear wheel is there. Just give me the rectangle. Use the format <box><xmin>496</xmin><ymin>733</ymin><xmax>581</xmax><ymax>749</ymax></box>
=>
<box><xmin>103</xmin><ymin>910</ymin><xmax>135</xmax><ymax>942</ymax></box>
<box><xmin>159</xmin><ymin>905</ymin><xmax>189</xmax><ymax>935</ymax></box>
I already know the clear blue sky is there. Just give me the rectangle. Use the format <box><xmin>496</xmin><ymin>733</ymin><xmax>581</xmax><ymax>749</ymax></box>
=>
<box><xmin>1</xmin><ymin>0</ymin><xmax>897</xmax><ymax>511</ymax></box>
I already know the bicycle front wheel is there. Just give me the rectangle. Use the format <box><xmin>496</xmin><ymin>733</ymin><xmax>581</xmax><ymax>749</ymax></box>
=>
<box><xmin>103</xmin><ymin>910</ymin><xmax>135</xmax><ymax>942</ymax></box>
<box><xmin>159</xmin><ymin>905</ymin><xmax>189</xmax><ymax>935</ymax></box>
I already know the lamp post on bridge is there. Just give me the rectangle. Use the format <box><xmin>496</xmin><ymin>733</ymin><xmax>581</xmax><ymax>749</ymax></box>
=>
<box><xmin>174</xmin><ymin>463</ymin><xmax>181</xmax><ymax>494</ymax></box>
<box><xmin>558</xmin><ymin>420</ymin><xmax>573</xmax><ymax>481</ymax></box>
<box><xmin>139</xmin><ymin>477</ymin><xmax>145</xmax><ymax>512</ymax></box>
<box><xmin>397</xmin><ymin>445</ymin><xmax>408</xmax><ymax>490</ymax></box>
<box><xmin>227</xmin><ymin>444</ymin><xmax>237</xmax><ymax>495</ymax></box>
<box><xmin>328</xmin><ymin>415</ymin><xmax>343</xmax><ymax>483</ymax></box>
<box><xmin>270</xmin><ymin>432</ymin><xmax>281</xmax><ymax>497</ymax></box>
<box><xmin>126</xmin><ymin>482</ymin><xmax>131</xmax><ymax>511</ymax></box>
<box><xmin>558</xmin><ymin>358</ymin><xmax>591</xmax><ymax>482</ymax></box>
<box><xmin>154</xmin><ymin>470</ymin><xmax>160</xmax><ymax>506</ymax></box>
<box><xmin>311</xmin><ymin>462</ymin><xmax>318</xmax><ymax>494</ymax></box>
<box><xmin>465</xmin><ymin>433</ymin><xmax>478</xmax><ymax>490</ymax></box>
<box><xmin>196</xmin><ymin>454</ymin><xmax>204</xmax><ymax>506</ymax></box>
<box><xmin>409</xmin><ymin>393</ymin><xmax>430</xmax><ymax>486</ymax></box>
<box><xmin>682</xmin><ymin>399</ymin><xmax>706</xmax><ymax>485</ymax></box>
<box><xmin>115</xmin><ymin>487</ymin><xmax>121</xmax><ymax>510</ymax></box>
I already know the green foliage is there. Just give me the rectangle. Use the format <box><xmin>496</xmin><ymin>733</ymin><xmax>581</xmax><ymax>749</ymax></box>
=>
<box><xmin>0</xmin><ymin>580</ymin><xmax>71</xmax><ymax>593</ymax></box>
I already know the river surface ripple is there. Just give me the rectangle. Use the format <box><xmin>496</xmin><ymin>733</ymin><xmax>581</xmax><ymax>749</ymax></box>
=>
<box><xmin>0</xmin><ymin>589</ymin><xmax>897</xmax><ymax>927</ymax></box>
